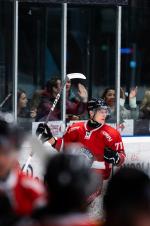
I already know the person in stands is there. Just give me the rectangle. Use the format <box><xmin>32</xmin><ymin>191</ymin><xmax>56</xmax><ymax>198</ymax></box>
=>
<box><xmin>32</xmin><ymin>76</ymin><xmax>88</xmax><ymax>121</ymax></box>
<box><xmin>17</xmin><ymin>89</ymin><xmax>29</xmax><ymax>118</ymax></box>
<box><xmin>101</xmin><ymin>87</ymin><xmax>138</xmax><ymax>123</ymax></box>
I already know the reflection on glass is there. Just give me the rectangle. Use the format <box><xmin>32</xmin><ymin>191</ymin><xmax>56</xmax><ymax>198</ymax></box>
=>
<box><xmin>0</xmin><ymin>1</ymin><xmax>13</xmax><ymax>117</ymax></box>
<box><xmin>2</xmin><ymin>0</ymin><xmax>150</xmax><ymax>135</ymax></box>
<box><xmin>67</xmin><ymin>6</ymin><xmax>116</xmax><ymax>99</ymax></box>
<box><xmin>18</xmin><ymin>3</ymin><xmax>61</xmax><ymax>130</ymax></box>
<box><xmin>121</xmin><ymin>1</ymin><xmax>150</xmax><ymax>135</ymax></box>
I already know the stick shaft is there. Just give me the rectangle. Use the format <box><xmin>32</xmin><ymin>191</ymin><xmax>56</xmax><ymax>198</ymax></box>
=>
<box><xmin>22</xmin><ymin>155</ymin><xmax>32</xmax><ymax>173</ymax></box>
<box><xmin>22</xmin><ymin>78</ymin><xmax>68</xmax><ymax>172</ymax></box>
<box><xmin>45</xmin><ymin>77</ymin><xmax>67</xmax><ymax>124</ymax></box>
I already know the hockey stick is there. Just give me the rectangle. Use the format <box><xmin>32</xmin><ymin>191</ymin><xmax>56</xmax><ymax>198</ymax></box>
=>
<box><xmin>22</xmin><ymin>73</ymin><xmax>86</xmax><ymax>173</ymax></box>
<box><xmin>0</xmin><ymin>93</ymin><xmax>12</xmax><ymax>108</ymax></box>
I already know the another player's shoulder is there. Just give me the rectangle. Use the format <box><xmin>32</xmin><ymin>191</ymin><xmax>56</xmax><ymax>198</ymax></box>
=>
<box><xmin>18</xmin><ymin>172</ymin><xmax>45</xmax><ymax>194</ymax></box>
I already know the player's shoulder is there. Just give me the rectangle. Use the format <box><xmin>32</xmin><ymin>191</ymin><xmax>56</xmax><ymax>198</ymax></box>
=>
<box><xmin>67</xmin><ymin>121</ymin><xmax>85</xmax><ymax>131</ymax></box>
<box><xmin>102</xmin><ymin>123</ymin><xmax>120</xmax><ymax>136</ymax></box>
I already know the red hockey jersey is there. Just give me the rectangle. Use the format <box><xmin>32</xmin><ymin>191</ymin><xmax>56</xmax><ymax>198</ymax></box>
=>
<box><xmin>55</xmin><ymin>121</ymin><xmax>125</xmax><ymax>179</ymax></box>
<box><xmin>0</xmin><ymin>169</ymin><xmax>46</xmax><ymax>216</ymax></box>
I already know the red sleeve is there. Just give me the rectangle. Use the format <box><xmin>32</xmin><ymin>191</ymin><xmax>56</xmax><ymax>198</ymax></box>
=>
<box><xmin>55</xmin><ymin>124</ymin><xmax>79</xmax><ymax>151</ymax></box>
<box><xmin>16</xmin><ymin>173</ymin><xmax>47</xmax><ymax>215</ymax></box>
<box><xmin>103</xmin><ymin>127</ymin><xmax>126</xmax><ymax>166</ymax></box>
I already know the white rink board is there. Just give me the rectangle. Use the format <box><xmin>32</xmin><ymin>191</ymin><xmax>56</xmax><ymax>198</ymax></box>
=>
<box><xmin>19</xmin><ymin>136</ymin><xmax>150</xmax><ymax>180</ymax></box>
<box><xmin>32</xmin><ymin>121</ymin><xmax>65</xmax><ymax>137</ymax></box>
<box><xmin>19</xmin><ymin>140</ymin><xmax>45</xmax><ymax>180</ymax></box>
<box><xmin>122</xmin><ymin>136</ymin><xmax>150</xmax><ymax>174</ymax></box>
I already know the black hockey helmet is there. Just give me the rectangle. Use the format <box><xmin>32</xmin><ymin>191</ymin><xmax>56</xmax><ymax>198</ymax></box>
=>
<box><xmin>44</xmin><ymin>153</ymin><xmax>102</xmax><ymax>212</ymax></box>
<box><xmin>87</xmin><ymin>98</ymin><xmax>109</xmax><ymax>112</ymax></box>
<box><xmin>0</xmin><ymin>117</ymin><xmax>25</xmax><ymax>151</ymax></box>
<box><xmin>103</xmin><ymin>167</ymin><xmax>150</xmax><ymax>225</ymax></box>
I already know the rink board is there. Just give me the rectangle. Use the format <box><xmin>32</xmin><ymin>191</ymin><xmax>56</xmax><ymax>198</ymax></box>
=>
<box><xmin>19</xmin><ymin>136</ymin><xmax>150</xmax><ymax>180</ymax></box>
<box><xmin>121</xmin><ymin>136</ymin><xmax>150</xmax><ymax>174</ymax></box>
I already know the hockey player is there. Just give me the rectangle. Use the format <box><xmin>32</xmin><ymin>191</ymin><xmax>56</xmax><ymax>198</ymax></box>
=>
<box><xmin>33</xmin><ymin>153</ymin><xmax>102</xmax><ymax>226</ymax></box>
<box><xmin>0</xmin><ymin>118</ymin><xmax>46</xmax><ymax>216</ymax></box>
<box><xmin>36</xmin><ymin>98</ymin><xmax>125</xmax><ymax>180</ymax></box>
<box><xmin>103</xmin><ymin>167</ymin><xmax>150</xmax><ymax>226</ymax></box>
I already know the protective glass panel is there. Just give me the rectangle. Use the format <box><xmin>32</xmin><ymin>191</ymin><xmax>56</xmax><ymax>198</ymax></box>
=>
<box><xmin>17</xmin><ymin>3</ymin><xmax>62</xmax><ymax>131</ymax></box>
<box><xmin>0</xmin><ymin>1</ymin><xmax>13</xmax><ymax>121</ymax></box>
<box><xmin>121</xmin><ymin>0</ymin><xmax>150</xmax><ymax>136</ymax></box>
<box><xmin>67</xmin><ymin>5</ymin><xmax>117</xmax><ymax>122</ymax></box>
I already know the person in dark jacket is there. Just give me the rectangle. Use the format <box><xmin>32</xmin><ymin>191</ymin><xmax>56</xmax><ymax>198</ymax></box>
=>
<box><xmin>33</xmin><ymin>77</ymin><xmax>88</xmax><ymax>122</ymax></box>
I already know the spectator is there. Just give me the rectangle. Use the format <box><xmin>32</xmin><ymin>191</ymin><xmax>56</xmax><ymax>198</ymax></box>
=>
<box><xmin>139</xmin><ymin>90</ymin><xmax>150</xmax><ymax>119</ymax></box>
<box><xmin>1</xmin><ymin>89</ymin><xmax>30</xmax><ymax>122</ymax></box>
<box><xmin>103</xmin><ymin>167</ymin><xmax>150</xmax><ymax>226</ymax></box>
<box><xmin>17</xmin><ymin>89</ymin><xmax>35</xmax><ymax>131</ymax></box>
<box><xmin>33</xmin><ymin>153</ymin><xmax>101</xmax><ymax>226</ymax></box>
<box><xmin>33</xmin><ymin>76</ymin><xmax>88</xmax><ymax>121</ymax></box>
<box><xmin>101</xmin><ymin>87</ymin><xmax>138</xmax><ymax>123</ymax></box>
<box><xmin>17</xmin><ymin>89</ymin><xmax>30</xmax><ymax>118</ymax></box>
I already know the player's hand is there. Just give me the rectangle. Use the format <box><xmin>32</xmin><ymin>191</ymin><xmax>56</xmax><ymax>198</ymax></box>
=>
<box><xmin>104</xmin><ymin>147</ymin><xmax>120</xmax><ymax>165</ymax></box>
<box><xmin>36</xmin><ymin>123</ymin><xmax>53</xmax><ymax>143</ymax></box>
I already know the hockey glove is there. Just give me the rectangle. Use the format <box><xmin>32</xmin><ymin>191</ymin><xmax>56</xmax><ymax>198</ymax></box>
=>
<box><xmin>104</xmin><ymin>147</ymin><xmax>120</xmax><ymax>165</ymax></box>
<box><xmin>36</xmin><ymin>123</ymin><xmax>54</xmax><ymax>143</ymax></box>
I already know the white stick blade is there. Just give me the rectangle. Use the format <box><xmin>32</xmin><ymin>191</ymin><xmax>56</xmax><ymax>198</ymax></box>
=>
<box><xmin>67</xmin><ymin>73</ymin><xmax>86</xmax><ymax>80</ymax></box>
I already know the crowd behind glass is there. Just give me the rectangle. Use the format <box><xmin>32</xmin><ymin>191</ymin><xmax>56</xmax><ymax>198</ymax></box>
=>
<box><xmin>1</xmin><ymin>77</ymin><xmax>150</xmax><ymax>135</ymax></box>
<box><xmin>1</xmin><ymin>1</ymin><xmax>150</xmax><ymax>135</ymax></box>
